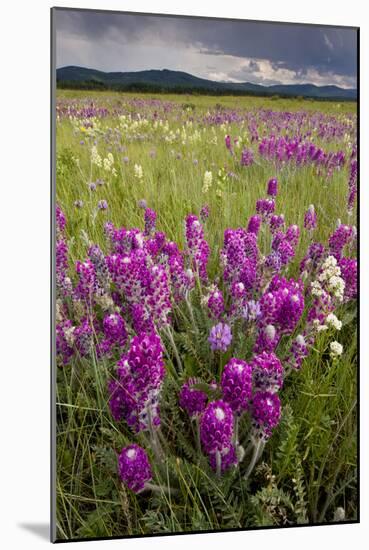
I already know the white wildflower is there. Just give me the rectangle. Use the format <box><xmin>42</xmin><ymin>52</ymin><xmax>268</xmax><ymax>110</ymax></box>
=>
<box><xmin>311</xmin><ymin>280</ymin><xmax>324</xmax><ymax>297</ymax></box>
<box><xmin>330</xmin><ymin>341</ymin><xmax>343</xmax><ymax>357</ymax></box>
<box><xmin>134</xmin><ymin>164</ymin><xmax>143</xmax><ymax>180</ymax></box>
<box><xmin>326</xmin><ymin>313</ymin><xmax>342</xmax><ymax>331</ymax></box>
<box><xmin>202</xmin><ymin>170</ymin><xmax>213</xmax><ymax>193</ymax></box>
<box><xmin>91</xmin><ymin>146</ymin><xmax>102</xmax><ymax>168</ymax></box>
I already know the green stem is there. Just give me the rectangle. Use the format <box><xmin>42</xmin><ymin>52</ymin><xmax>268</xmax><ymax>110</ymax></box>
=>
<box><xmin>234</xmin><ymin>416</ymin><xmax>239</xmax><ymax>445</ymax></box>
<box><xmin>244</xmin><ymin>438</ymin><xmax>264</xmax><ymax>480</ymax></box>
<box><xmin>185</xmin><ymin>295</ymin><xmax>198</xmax><ymax>333</ymax></box>
<box><xmin>143</xmin><ymin>482</ymin><xmax>178</xmax><ymax>496</ymax></box>
<box><xmin>164</xmin><ymin>326</ymin><xmax>183</xmax><ymax>373</ymax></box>
<box><xmin>195</xmin><ymin>416</ymin><xmax>202</xmax><ymax>454</ymax></box>
<box><xmin>216</xmin><ymin>450</ymin><xmax>222</xmax><ymax>478</ymax></box>
<box><xmin>147</xmin><ymin>406</ymin><xmax>164</xmax><ymax>464</ymax></box>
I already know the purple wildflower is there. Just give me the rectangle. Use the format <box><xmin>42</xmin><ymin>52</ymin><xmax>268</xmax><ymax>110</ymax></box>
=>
<box><xmin>269</xmin><ymin>214</ymin><xmax>285</xmax><ymax>234</ymax></box>
<box><xmin>241</xmin><ymin>148</ymin><xmax>254</xmax><ymax>166</ymax></box>
<box><xmin>338</xmin><ymin>257</ymin><xmax>357</xmax><ymax>299</ymax></box>
<box><xmin>209</xmin><ymin>322</ymin><xmax>232</xmax><ymax>352</ymax></box>
<box><xmin>200</xmin><ymin>204</ymin><xmax>210</xmax><ymax>223</ymax></box>
<box><xmin>225</xmin><ymin>134</ymin><xmax>232</xmax><ymax>151</ymax></box>
<box><xmin>304</xmin><ymin>205</ymin><xmax>317</xmax><ymax>231</ymax></box>
<box><xmin>285</xmin><ymin>224</ymin><xmax>300</xmax><ymax>248</ymax></box>
<box><xmin>88</xmin><ymin>244</ymin><xmax>111</xmax><ymax>293</ymax></box>
<box><xmin>267</xmin><ymin>178</ymin><xmax>278</xmax><ymax>197</ymax></box>
<box><xmin>138</xmin><ymin>199</ymin><xmax>147</xmax><ymax>209</ymax></box>
<box><xmin>100</xmin><ymin>312</ymin><xmax>127</xmax><ymax>355</ymax></box>
<box><xmin>56</xmin><ymin>319</ymin><xmax>74</xmax><ymax>365</ymax></box>
<box><xmin>300</xmin><ymin>242</ymin><xmax>325</xmax><ymax>275</ymax></box>
<box><xmin>251</xmin><ymin>391</ymin><xmax>281</xmax><ymax>440</ymax></box>
<box><xmin>347</xmin><ymin>159</ymin><xmax>357</xmax><ymax>214</ymax></box>
<box><xmin>144</xmin><ymin>208</ymin><xmax>157</xmax><ymax>236</ymax></box>
<box><xmin>200</xmin><ymin>400</ymin><xmax>234</xmax><ymax>454</ymax></box>
<box><xmin>207</xmin><ymin>288</ymin><xmax>225</xmax><ymax>320</ymax></box>
<box><xmin>329</xmin><ymin>224</ymin><xmax>355</xmax><ymax>259</ymax></box>
<box><xmin>74</xmin><ymin>318</ymin><xmax>93</xmax><ymax>356</ymax></box>
<box><xmin>285</xmin><ymin>334</ymin><xmax>309</xmax><ymax>370</ymax></box>
<box><xmin>247</xmin><ymin>215</ymin><xmax>262</xmax><ymax>235</ymax></box>
<box><xmin>98</xmin><ymin>200</ymin><xmax>108</xmax><ymax>210</ymax></box>
<box><xmin>185</xmin><ymin>214</ymin><xmax>210</xmax><ymax>281</ymax></box>
<box><xmin>259</xmin><ymin>275</ymin><xmax>305</xmax><ymax>335</ymax></box>
<box><xmin>221</xmin><ymin>228</ymin><xmax>258</xmax><ymax>289</ymax></box>
<box><xmin>130</xmin><ymin>303</ymin><xmax>155</xmax><ymax>335</ymax></box>
<box><xmin>254</xmin><ymin>324</ymin><xmax>279</xmax><ymax>354</ymax></box>
<box><xmin>179</xmin><ymin>378</ymin><xmax>208</xmax><ymax>418</ymax></box>
<box><xmin>108</xmin><ymin>332</ymin><xmax>165</xmax><ymax>432</ymax></box>
<box><xmin>56</xmin><ymin>205</ymin><xmax>66</xmax><ymax>236</ymax></box>
<box><xmin>221</xmin><ymin>358</ymin><xmax>253</xmax><ymax>414</ymax></box>
<box><xmin>256</xmin><ymin>198</ymin><xmax>275</xmax><ymax>220</ymax></box>
<box><xmin>118</xmin><ymin>444</ymin><xmax>152</xmax><ymax>493</ymax></box>
<box><xmin>251</xmin><ymin>352</ymin><xmax>283</xmax><ymax>392</ymax></box>
<box><xmin>75</xmin><ymin>260</ymin><xmax>96</xmax><ymax>301</ymax></box>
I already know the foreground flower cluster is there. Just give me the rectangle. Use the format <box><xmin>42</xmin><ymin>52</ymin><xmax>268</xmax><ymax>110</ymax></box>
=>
<box><xmin>56</xmin><ymin>174</ymin><xmax>356</xmax><ymax>492</ymax></box>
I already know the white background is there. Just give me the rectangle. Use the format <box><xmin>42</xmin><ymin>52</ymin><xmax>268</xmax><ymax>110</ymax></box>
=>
<box><xmin>0</xmin><ymin>0</ymin><xmax>366</xmax><ymax>548</ymax></box>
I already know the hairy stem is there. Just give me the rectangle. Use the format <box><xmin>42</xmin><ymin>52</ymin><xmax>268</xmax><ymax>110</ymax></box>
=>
<box><xmin>143</xmin><ymin>482</ymin><xmax>179</xmax><ymax>496</ymax></box>
<box><xmin>195</xmin><ymin>416</ymin><xmax>202</xmax><ymax>455</ymax></box>
<box><xmin>244</xmin><ymin>438</ymin><xmax>265</xmax><ymax>480</ymax></box>
<box><xmin>164</xmin><ymin>325</ymin><xmax>183</xmax><ymax>373</ymax></box>
<box><xmin>216</xmin><ymin>450</ymin><xmax>222</xmax><ymax>478</ymax></box>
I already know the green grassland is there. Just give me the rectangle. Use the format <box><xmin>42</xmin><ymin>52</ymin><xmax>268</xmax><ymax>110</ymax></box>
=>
<box><xmin>55</xmin><ymin>90</ymin><xmax>357</xmax><ymax>539</ymax></box>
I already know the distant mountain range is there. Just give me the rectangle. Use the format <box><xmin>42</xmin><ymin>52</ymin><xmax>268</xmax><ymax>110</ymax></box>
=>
<box><xmin>56</xmin><ymin>66</ymin><xmax>357</xmax><ymax>101</ymax></box>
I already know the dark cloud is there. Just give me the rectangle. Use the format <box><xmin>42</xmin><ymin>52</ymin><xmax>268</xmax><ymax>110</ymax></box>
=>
<box><xmin>248</xmin><ymin>60</ymin><xmax>260</xmax><ymax>72</ymax></box>
<box><xmin>54</xmin><ymin>8</ymin><xmax>357</xmax><ymax>87</ymax></box>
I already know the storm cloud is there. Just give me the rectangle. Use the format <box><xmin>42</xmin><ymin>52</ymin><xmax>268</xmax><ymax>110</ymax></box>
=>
<box><xmin>54</xmin><ymin>8</ymin><xmax>357</xmax><ymax>88</ymax></box>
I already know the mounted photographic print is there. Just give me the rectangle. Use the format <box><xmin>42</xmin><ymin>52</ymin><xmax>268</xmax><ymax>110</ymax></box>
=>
<box><xmin>51</xmin><ymin>7</ymin><xmax>359</xmax><ymax>542</ymax></box>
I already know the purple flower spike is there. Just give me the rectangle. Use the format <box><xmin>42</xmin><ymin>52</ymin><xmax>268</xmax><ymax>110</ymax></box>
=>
<box><xmin>138</xmin><ymin>199</ymin><xmax>147</xmax><ymax>209</ymax></box>
<box><xmin>267</xmin><ymin>178</ymin><xmax>278</xmax><ymax>197</ymax></box>
<box><xmin>225</xmin><ymin>135</ymin><xmax>232</xmax><ymax>151</ymax></box>
<box><xmin>100</xmin><ymin>312</ymin><xmax>127</xmax><ymax>354</ymax></box>
<box><xmin>144</xmin><ymin>208</ymin><xmax>157</xmax><ymax>236</ymax></box>
<box><xmin>269</xmin><ymin>214</ymin><xmax>285</xmax><ymax>234</ymax></box>
<box><xmin>200</xmin><ymin>204</ymin><xmax>210</xmax><ymax>223</ymax></box>
<box><xmin>329</xmin><ymin>224</ymin><xmax>355</xmax><ymax>259</ymax></box>
<box><xmin>286</xmin><ymin>334</ymin><xmax>309</xmax><ymax>370</ymax></box>
<box><xmin>56</xmin><ymin>205</ymin><xmax>66</xmax><ymax>235</ymax></box>
<box><xmin>179</xmin><ymin>378</ymin><xmax>208</xmax><ymax>418</ymax></box>
<box><xmin>221</xmin><ymin>358</ymin><xmax>253</xmax><ymax>413</ymax></box>
<box><xmin>108</xmin><ymin>332</ymin><xmax>165</xmax><ymax>432</ymax></box>
<box><xmin>338</xmin><ymin>257</ymin><xmax>357</xmax><ymax>299</ymax></box>
<box><xmin>241</xmin><ymin>148</ymin><xmax>254</xmax><ymax>166</ymax></box>
<box><xmin>118</xmin><ymin>444</ymin><xmax>152</xmax><ymax>493</ymax></box>
<box><xmin>200</xmin><ymin>400</ymin><xmax>234</xmax><ymax>454</ymax></box>
<box><xmin>256</xmin><ymin>198</ymin><xmax>275</xmax><ymax>220</ymax></box>
<box><xmin>247</xmin><ymin>215</ymin><xmax>262</xmax><ymax>235</ymax></box>
<box><xmin>254</xmin><ymin>324</ymin><xmax>279</xmax><ymax>354</ymax></box>
<box><xmin>304</xmin><ymin>205</ymin><xmax>317</xmax><ymax>231</ymax></box>
<box><xmin>252</xmin><ymin>391</ymin><xmax>281</xmax><ymax>440</ymax></box>
<box><xmin>209</xmin><ymin>322</ymin><xmax>232</xmax><ymax>352</ymax></box>
<box><xmin>98</xmin><ymin>200</ymin><xmax>108</xmax><ymax>210</ymax></box>
<box><xmin>251</xmin><ymin>352</ymin><xmax>284</xmax><ymax>392</ymax></box>
<box><xmin>207</xmin><ymin>288</ymin><xmax>225</xmax><ymax>320</ymax></box>
<box><xmin>185</xmin><ymin>214</ymin><xmax>210</xmax><ymax>282</ymax></box>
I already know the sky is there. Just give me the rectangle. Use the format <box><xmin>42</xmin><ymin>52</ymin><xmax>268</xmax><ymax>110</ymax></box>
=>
<box><xmin>54</xmin><ymin>9</ymin><xmax>358</xmax><ymax>89</ymax></box>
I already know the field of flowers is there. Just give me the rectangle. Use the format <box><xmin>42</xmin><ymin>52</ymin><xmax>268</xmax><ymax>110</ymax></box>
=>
<box><xmin>55</xmin><ymin>90</ymin><xmax>357</xmax><ymax>540</ymax></box>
